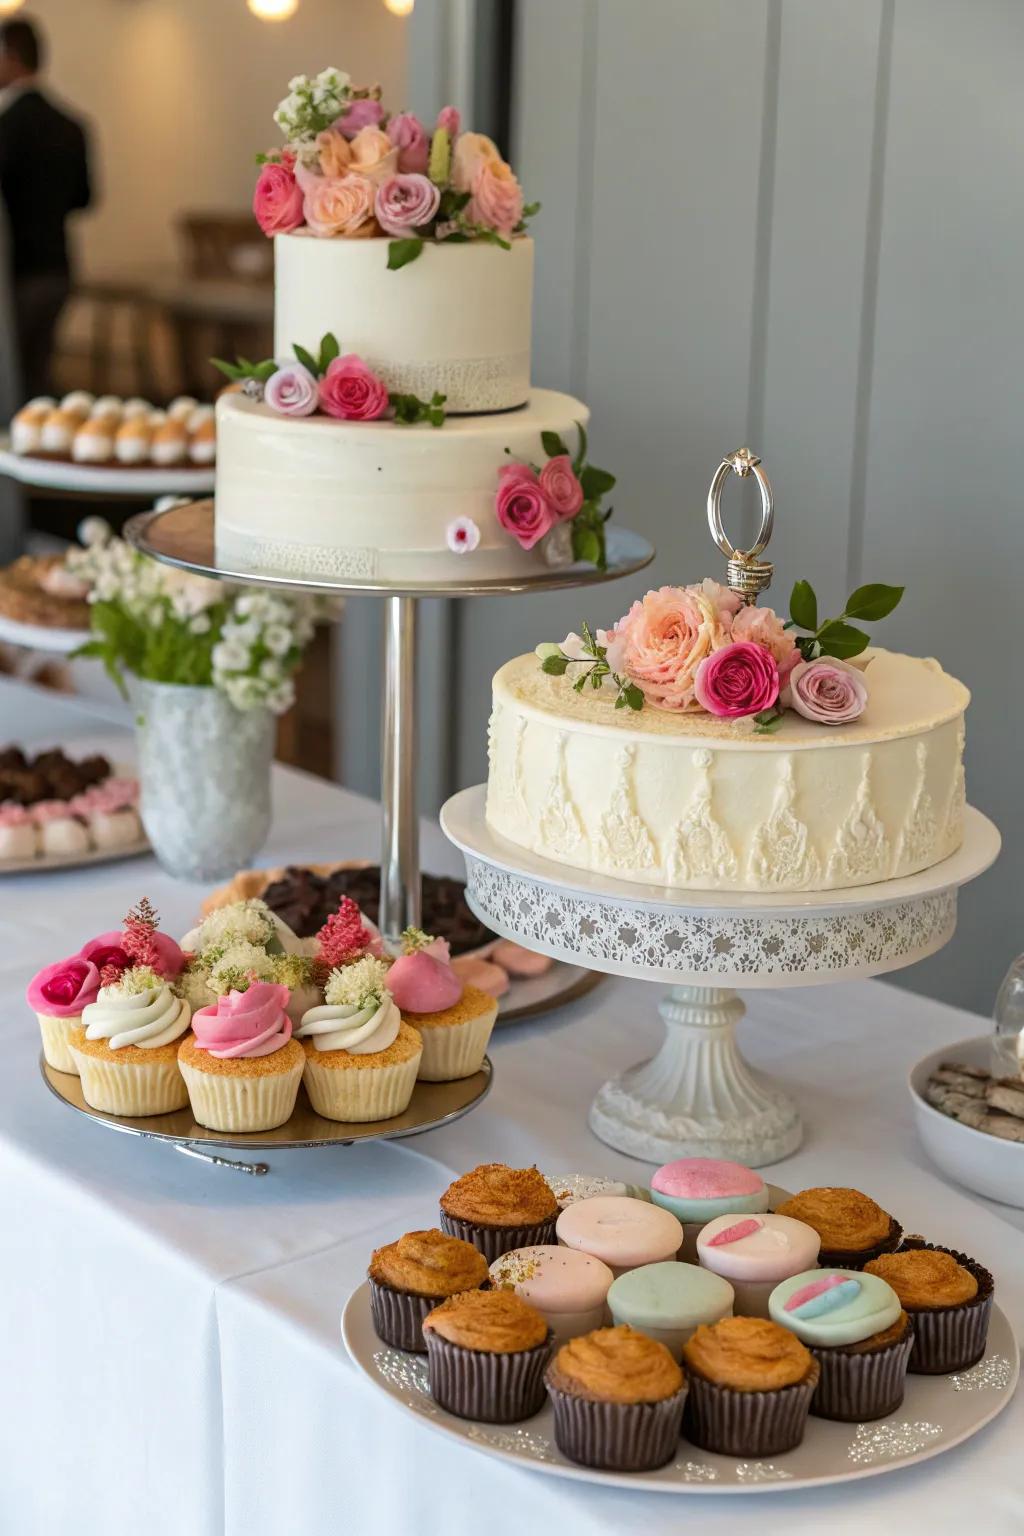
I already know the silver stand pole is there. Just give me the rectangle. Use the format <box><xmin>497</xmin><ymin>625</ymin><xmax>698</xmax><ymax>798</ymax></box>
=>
<box><xmin>379</xmin><ymin>594</ymin><xmax>420</xmax><ymax>943</ymax></box>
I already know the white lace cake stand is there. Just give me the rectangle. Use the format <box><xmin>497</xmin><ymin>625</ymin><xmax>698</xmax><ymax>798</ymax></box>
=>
<box><xmin>441</xmin><ymin>787</ymin><xmax>1000</xmax><ymax>1166</ymax></box>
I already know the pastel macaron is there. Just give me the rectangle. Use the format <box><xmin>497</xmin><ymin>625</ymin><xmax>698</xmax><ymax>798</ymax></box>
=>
<box><xmin>544</xmin><ymin>1172</ymin><xmax>651</xmax><ymax>1210</ymax></box>
<box><xmin>650</xmin><ymin>1158</ymin><xmax>771</xmax><ymax>1261</ymax></box>
<box><xmin>489</xmin><ymin>1244</ymin><xmax>614</xmax><ymax>1346</ymax></box>
<box><xmin>608</xmin><ymin>1261</ymin><xmax>734</xmax><ymax>1360</ymax></box>
<box><xmin>768</xmin><ymin>1268</ymin><xmax>902</xmax><ymax>1348</ymax></box>
<box><xmin>696</xmin><ymin>1213</ymin><xmax>821</xmax><ymax>1318</ymax></box>
<box><xmin>556</xmin><ymin>1196</ymin><xmax>683</xmax><ymax>1279</ymax></box>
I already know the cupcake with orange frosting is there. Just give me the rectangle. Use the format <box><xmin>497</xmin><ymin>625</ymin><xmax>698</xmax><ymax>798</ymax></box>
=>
<box><xmin>178</xmin><ymin>979</ymin><xmax>304</xmax><ymax>1131</ymax></box>
<box><xmin>295</xmin><ymin>954</ymin><xmax>422</xmax><ymax>1122</ymax></box>
<box><xmin>545</xmin><ymin>1324</ymin><xmax>687</xmax><ymax>1470</ymax></box>
<box><xmin>385</xmin><ymin>927</ymin><xmax>497</xmax><ymax>1082</ymax></box>
<box><xmin>368</xmin><ymin>1228</ymin><xmax>489</xmax><ymax>1352</ymax></box>
<box><xmin>439</xmin><ymin>1162</ymin><xmax>559</xmax><ymax>1263</ymax></box>
<box><xmin>422</xmin><ymin>1287</ymin><xmax>553</xmax><ymax>1423</ymax></box>
<box><xmin>681</xmin><ymin>1315</ymin><xmax>819</xmax><ymax>1456</ymax></box>
<box><xmin>865</xmin><ymin>1240</ymin><xmax>993</xmax><ymax>1374</ymax></box>
<box><xmin>775</xmin><ymin>1186</ymin><xmax>901</xmax><ymax>1269</ymax></box>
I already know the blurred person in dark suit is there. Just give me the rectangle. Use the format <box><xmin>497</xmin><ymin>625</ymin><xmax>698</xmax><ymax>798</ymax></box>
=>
<box><xmin>0</xmin><ymin>16</ymin><xmax>91</xmax><ymax>397</ymax></box>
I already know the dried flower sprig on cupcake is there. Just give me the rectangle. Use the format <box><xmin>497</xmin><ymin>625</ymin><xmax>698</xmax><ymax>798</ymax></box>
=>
<box><xmin>536</xmin><ymin>577</ymin><xmax>903</xmax><ymax>730</ymax></box>
<box><xmin>252</xmin><ymin>67</ymin><xmax>537</xmax><ymax>269</ymax></box>
<box><xmin>213</xmin><ymin>333</ymin><xmax>446</xmax><ymax>427</ymax></box>
<box><xmin>497</xmin><ymin>423</ymin><xmax>615</xmax><ymax>569</ymax></box>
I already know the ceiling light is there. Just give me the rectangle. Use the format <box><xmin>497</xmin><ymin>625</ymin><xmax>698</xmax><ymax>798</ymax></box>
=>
<box><xmin>247</xmin><ymin>0</ymin><xmax>299</xmax><ymax>21</ymax></box>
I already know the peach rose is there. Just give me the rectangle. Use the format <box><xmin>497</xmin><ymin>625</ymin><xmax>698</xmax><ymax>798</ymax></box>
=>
<box><xmin>349</xmin><ymin>125</ymin><xmax>399</xmax><ymax>184</ymax></box>
<box><xmin>604</xmin><ymin>585</ymin><xmax>733</xmax><ymax>712</ymax></box>
<box><xmin>730</xmin><ymin>602</ymin><xmax>800</xmax><ymax>683</ymax></box>
<box><xmin>302</xmin><ymin>173</ymin><xmax>376</xmax><ymax>237</ymax></box>
<box><xmin>451</xmin><ymin>130</ymin><xmax>503</xmax><ymax>192</ymax></box>
<box><xmin>316</xmin><ymin>128</ymin><xmax>352</xmax><ymax>177</ymax></box>
<box><xmin>467</xmin><ymin>158</ymin><xmax>523</xmax><ymax>236</ymax></box>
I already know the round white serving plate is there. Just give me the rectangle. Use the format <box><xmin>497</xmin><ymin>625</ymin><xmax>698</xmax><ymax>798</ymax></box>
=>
<box><xmin>0</xmin><ymin>439</ymin><xmax>215</xmax><ymax>496</ymax></box>
<box><xmin>341</xmin><ymin>1282</ymin><xmax>1017</xmax><ymax>1494</ymax></box>
<box><xmin>0</xmin><ymin>831</ymin><xmax>150</xmax><ymax>876</ymax></box>
<box><xmin>909</xmin><ymin>1034</ymin><xmax>1024</xmax><ymax>1209</ymax></box>
<box><xmin>0</xmin><ymin>609</ymin><xmax>90</xmax><ymax>653</ymax></box>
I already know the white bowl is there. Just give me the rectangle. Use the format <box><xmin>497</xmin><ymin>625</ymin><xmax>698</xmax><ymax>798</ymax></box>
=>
<box><xmin>909</xmin><ymin>1034</ymin><xmax>1024</xmax><ymax>1209</ymax></box>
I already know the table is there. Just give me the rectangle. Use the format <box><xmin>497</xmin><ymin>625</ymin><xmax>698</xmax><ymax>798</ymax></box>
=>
<box><xmin>1</xmin><ymin>682</ymin><xmax>1021</xmax><ymax>1536</ymax></box>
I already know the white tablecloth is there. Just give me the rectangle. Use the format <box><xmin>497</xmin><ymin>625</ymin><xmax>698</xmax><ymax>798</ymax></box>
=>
<box><xmin>2</xmin><ymin>683</ymin><xmax>1021</xmax><ymax>1536</ymax></box>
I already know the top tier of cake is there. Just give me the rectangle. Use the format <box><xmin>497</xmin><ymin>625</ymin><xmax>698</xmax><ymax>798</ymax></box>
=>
<box><xmin>274</xmin><ymin>234</ymin><xmax>533</xmax><ymax>415</ymax></box>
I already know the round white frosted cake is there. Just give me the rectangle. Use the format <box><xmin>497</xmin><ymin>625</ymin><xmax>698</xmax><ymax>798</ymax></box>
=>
<box><xmin>214</xmin><ymin>388</ymin><xmax>589</xmax><ymax>581</ymax></box>
<box><xmin>274</xmin><ymin>234</ymin><xmax>533</xmax><ymax>414</ymax></box>
<box><xmin>485</xmin><ymin>649</ymin><xmax>969</xmax><ymax>893</ymax></box>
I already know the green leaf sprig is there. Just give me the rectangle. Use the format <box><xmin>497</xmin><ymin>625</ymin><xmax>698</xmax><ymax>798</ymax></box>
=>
<box><xmin>787</xmin><ymin>579</ymin><xmax>904</xmax><ymax>661</ymax></box>
<box><xmin>537</xmin><ymin>621</ymin><xmax>642</xmax><ymax>711</ymax></box>
<box><xmin>389</xmin><ymin>390</ymin><xmax>447</xmax><ymax>428</ymax></box>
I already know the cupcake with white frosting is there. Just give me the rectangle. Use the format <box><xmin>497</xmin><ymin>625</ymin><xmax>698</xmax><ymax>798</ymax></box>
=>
<box><xmin>178</xmin><ymin>979</ymin><xmax>304</xmax><ymax>1131</ymax></box>
<box><xmin>296</xmin><ymin>954</ymin><xmax>422</xmax><ymax>1122</ymax></box>
<box><xmin>69</xmin><ymin>964</ymin><xmax>191</xmax><ymax>1114</ymax></box>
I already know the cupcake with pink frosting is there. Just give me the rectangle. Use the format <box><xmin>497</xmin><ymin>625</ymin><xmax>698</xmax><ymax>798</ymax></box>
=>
<box><xmin>385</xmin><ymin>928</ymin><xmax>497</xmax><ymax>1082</ymax></box>
<box><xmin>650</xmin><ymin>1158</ymin><xmax>770</xmax><ymax>1262</ymax></box>
<box><xmin>0</xmin><ymin>802</ymin><xmax>37</xmax><ymax>861</ymax></box>
<box><xmin>178</xmin><ymin>979</ymin><xmax>305</xmax><ymax>1132</ymax></box>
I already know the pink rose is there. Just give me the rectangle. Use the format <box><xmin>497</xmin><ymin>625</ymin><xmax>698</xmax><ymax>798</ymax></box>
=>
<box><xmin>387</xmin><ymin>112</ymin><xmax>430</xmax><ymax>173</ymax></box>
<box><xmin>451</xmin><ymin>130</ymin><xmax>503</xmax><ymax>192</ymax></box>
<box><xmin>783</xmin><ymin>657</ymin><xmax>868</xmax><ymax>725</ymax></box>
<box><xmin>604</xmin><ymin>585</ymin><xmax>733</xmax><ymax>712</ymax></box>
<box><xmin>302</xmin><ymin>173</ymin><xmax>376</xmax><ymax>237</ymax></box>
<box><xmin>494</xmin><ymin>463</ymin><xmax>556</xmax><ymax>550</ymax></box>
<box><xmin>264</xmin><ymin>363</ymin><xmax>319</xmax><ymax>417</ymax></box>
<box><xmin>26</xmin><ymin>956</ymin><xmax>100</xmax><ymax>1016</ymax></box>
<box><xmin>730</xmin><ymin>602</ymin><xmax>800</xmax><ymax>683</ymax></box>
<box><xmin>336</xmin><ymin>97</ymin><xmax>385</xmax><ymax>138</ymax></box>
<box><xmin>538</xmin><ymin>455</ymin><xmax>583</xmax><ymax>521</ymax></box>
<box><xmin>80</xmin><ymin>928</ymin><xmax>184</xmax><ymax>980</ymax></box>
<box><xmin>435</xmin><ymin>105</ymin><xmax>461</xmax><ymax>139</ymax></box>
<box><xmin>374</xmin><ymin>172</ymin><xmax>441</xmax><ymax>236</ymax></box>
<box><xmin>315</xmin><ymin>128</ymin><xmax>352</xmax><ymax>177</ymax></box>
<box><xmin>690</xmin><ymin>577</ymin><xmax>745</xmax><ymax>625</ymax></box>
<box><xmin>318</xmin><ymin>354</ymin><xmax>390</xmax><ymax>421</ymax></box>
<box><xmin>693</xmin><ymin>641</ymin><xmax>780</xmax><ymax>718</ymax></box>
<box><xmin>467</xmin><ymin>158</ymin><xmax>523</xmax><ymax>236</ymax></box>
<box><xmin>348</xmin><ymin>124</ymin><xmax>399</xmax><ymax>184</ymax></box>
<box><xmin>252</xmin><ymin>161</ymin><xmax>304</xmax><ymax>236</ymax></box>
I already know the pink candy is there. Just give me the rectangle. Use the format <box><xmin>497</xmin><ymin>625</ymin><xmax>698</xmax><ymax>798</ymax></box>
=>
<box><xmin>784</xmin><ymin>1273</ymin><xmax>849</xmax><ymax>1313</ymax></box>
<box><xmin>705</xmin><ymin>1217</ymin><xmax>763</xmax><ymax>1248</ymax></box>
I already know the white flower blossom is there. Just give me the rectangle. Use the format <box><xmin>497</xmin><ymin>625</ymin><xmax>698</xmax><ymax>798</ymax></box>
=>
<box><xmin>325</xmin><ymin>955</ymin><xmax>391</xmax><ymax>1008</ymax></box>
<box><xmin>263</xmin><ymin>623</ymin><xmax>293</xmax><ymax>657</ymax></box>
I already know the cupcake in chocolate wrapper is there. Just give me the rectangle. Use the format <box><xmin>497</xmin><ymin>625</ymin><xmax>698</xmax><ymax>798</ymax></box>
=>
<box><xmin>422</xmin><ymin>1289</ymin><xmax>553</xmax><ymax>1421</ymax></box>
<box><xmin>768</xmin><ymin>1267</ymin><xmax>914</xmax><ymax>1422</ymax></box>
<box><xmin>545</xmin><ymin>1326</ymin><xmax>686</xmax><ymax>1471</ymax></box>
<box><xmin>865</xmin><ymin>1240</ymin><xmax>993</xmax><ymax>1374</ymax></box>
<box><xmin>368</xmin><ymin>1229</ymin><xmax>489</xmax><ymax>1353</ymax></box>
<box><xmin>440</xmin><ymin>1163</ymin><xmax>559</xmax><ymax>1263</ymax></box>
<box><xmin>682</xmin><ymin>1316</ymin><xmax>818</xmax><ymax>1456</ymax></box>
<box><xmin>817</xmin><ymin>1218</ymin><xmax>902</xmax><ymax>1271</ymax></box>
<box><xmin>775</xmin><ymin>1187</ymin><xmax>901</xmax><ymax>1270</ymax></box>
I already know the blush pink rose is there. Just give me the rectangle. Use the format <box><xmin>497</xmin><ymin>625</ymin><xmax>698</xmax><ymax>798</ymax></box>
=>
<box><xmin>315</xmin><ymin>128</ymin><xmax>352</xmax><ymax>177</ymax></box>
<box><xmin>783</xmin><ymin>657</ymin><xmax>868</xmax><ymax>724</ymax></box>
<box><xmin>538</xmin><ymin>455</ymin><xmax>583</xmax><ymax>521</ymax></box>
<box><xmin>302</xmin><ymin>173</ymin><xmax>376</xmax><ymax>237</ymax></box>
<box><xmin>494</xmin><ymin>463</ymin><xmax>556</xmax><ymax>550</ymax></box>
<box><xmin>693</xmin><ymin>641</ymin><xmax>780</xmax><ymax>718</ymax></box>
<box><xmin>336</xmin><ymin>97</ymin><xmax>385</xmax><ymax>138</ymax></box>
<box><xmin>348</xmin><ymin>125</ymin><xmax>399</xmax><ymax>184</ymax></box>
<box><xmin>690</xmin><ymin>577</ymin><xmax>745</xmax><ymax>625</ymax></box>
<box><xmin>435</xmin><ymin>105</ymin><xmax>461</xmax><ymax>139</ymax></box>
<box><xmin>252</xmin><ymin>161</ymin><xmax>305</xmax><ymax>236</ymax></box>
<box><xmin>264</xmin><ymin>363</ymin><xmax>319</xmax><ymax>417</ymax></box>
<box><xmin>731</xmin><ymin>602</ymin><xmax>800</xmax><ymax>683</ymax></box>
<box><xmin>387</xmin><ymin>112</ymin><xmax>430</xmax><ymax>173</ymax></box>
<box><xmin>318</xmin><ymin>354</ymin><xmax>390</xmax><ymax>421</ymax></box>
<box><xmin>375</xmin><ymin>173</ymin><xmax>440</xmax><ymax>235</ymax></box>
<box><xmin>467</xmin><ymin>158</ymin><xmax>523</xmax><ymax>235</ymax></box>
<box><xmin>451</xmin><ymin>130</ymin><xmax>503</xmax><ymax>192</ymax></box>
<box><xmin>604</xmin><ymin>585</ymin><xmax>733</xmax><ymax>712</ymax></box>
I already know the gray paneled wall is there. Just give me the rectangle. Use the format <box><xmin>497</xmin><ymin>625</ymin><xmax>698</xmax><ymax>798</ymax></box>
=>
<box><xmin>445</xmin><ymin>0</ymin><xmax>1023</xmax><ymax>1016</ymax></box>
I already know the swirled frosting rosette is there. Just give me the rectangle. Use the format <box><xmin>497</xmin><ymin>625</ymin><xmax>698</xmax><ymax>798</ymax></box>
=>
<box><xmin>178</xmin><ymin>980</ymin><xmax>305</xmax><ymax>1133</ymax></box>
<box><xmin>67</xmin><ymin>965</ymin><xmax>192</xmax><ymax>1117</ymax></box>
<box><xmin>295</xmin><ymin>956</ymin><xmax>422</xmax><ymax>1123</ymax></box>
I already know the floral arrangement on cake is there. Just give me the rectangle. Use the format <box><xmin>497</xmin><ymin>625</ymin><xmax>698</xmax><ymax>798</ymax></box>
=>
<box><xmin>214</xmin><ymin>332</ymin><xmax>446</xmax><ymax>427</ymax></box>
<box><xmin>491</xmin><ymin>423</ymin><xmax>616</xmax><ymax>569</ymax></box>
<box><xmin>537</xmin><ymin>576</ymin><xmax>903</xmax><ymax>729</ymax></box>
<box><xmin>253</xmin><ymin>68</ymin><xmax>537</xmax><ymax>270</ymax></box>
<box><xmin>66</xmin><ymin>519</ymin><xmax>317</xmax><ymax>714</ymax></box>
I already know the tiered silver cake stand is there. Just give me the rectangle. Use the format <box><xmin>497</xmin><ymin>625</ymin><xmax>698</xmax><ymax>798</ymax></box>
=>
<box><xmin>441</xmin><ymin>788</ymin><xmax>1000</xmax><ymax>1166</ymax></box>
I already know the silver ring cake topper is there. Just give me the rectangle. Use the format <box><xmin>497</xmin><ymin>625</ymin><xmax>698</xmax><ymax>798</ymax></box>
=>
<box><xmin>707</xmin><ymin>447</ymin><xmax>774</xmax><ymax>603</ymax></box>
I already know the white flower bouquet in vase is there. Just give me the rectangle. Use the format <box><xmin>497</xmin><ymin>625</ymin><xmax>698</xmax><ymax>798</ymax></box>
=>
<box><xmin>68</xmin><ymin>519</ymin><xmax>317</xmax><ymax>880</ymax></box>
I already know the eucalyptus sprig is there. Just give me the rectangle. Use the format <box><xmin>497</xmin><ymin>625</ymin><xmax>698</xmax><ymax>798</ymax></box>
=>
<box><xmin>787</xmin><ymin>579</ymin><xmax>904</xmax><ymax>661</ymax></box>
<box><xmin>536</xmin><ymin>621</ymin><xmax>643</xmax><ymax>711</ymax></box>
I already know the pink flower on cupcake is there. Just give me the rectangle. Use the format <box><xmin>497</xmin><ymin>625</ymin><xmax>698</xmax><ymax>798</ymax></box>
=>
<box><xmin>387</xmin><ymin>112</ymin><xmax>430</xmax><ymax>173</ymax></box>
<box><xmin>318</xmin><ymin>354</ymin><xmax>390</xmax><ymax>421</ymax></box>
<box><xmin>693</xmin><ymin>641</ymin><xmax>780</xmax><ymax>719</ymax></box>
<box><xmin>783</xmin><ymin>657</ymin><xmax>868</xmax><ymax>724</ymax></box>
<box><xmin>731</xmin><ymin>602</ymin><xmax>800</xmax><ymax>684</ymax></box>
<box><xmin>495</xmin><ymin>463</ymin><xmax>556</xmax><ymax>550</ymax></box>
<box><xmin>375</xmin><ymin>173</ymin><xmax>440</xmax><ymax>236</ymax></box>
<box><xmin>467</xmin><ymin>157</ymin><xmax>523</xmax><ymax>236</ymax></box>
<box><xmin>27</xmin><ymin>956</ymin><xmax>100</xmax><ymax>1016</ymax></box>
<box><xmin>303</xmin><ymin>173</ymin><xmax>376</xmax><ymax>237</ymax></box>
<box><xmin>336</xmin><ymin>96</ymin><xmax>385</xmax><ymax>139</ymax></box>
<box><xmin>264</xmin><ymin>363</ymin><xmax>319</xmax><ymax>417</ymax></box>
<box><xmin>252</xmin><ymin>161</ymin><xmax>305</xmax><ymax>236</ymax></box>
<box><xmin>538</xmin><ymin>455</ymin><xmax>583</xmax><ymax>521</ymax></box>
<box><xmin>604</xmin><ymin>585</ymin><xmax>733</xmax><ymax>712</ymax></box>
<box><xmin>192</xmin><ymin>982</ymin><xmax>293</xmax><ymax>1059</ymax></box>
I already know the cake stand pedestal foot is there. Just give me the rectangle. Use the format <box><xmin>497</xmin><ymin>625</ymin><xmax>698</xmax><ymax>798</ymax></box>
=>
<box><xmin>587</xmin><ymin>985</ymin><xmax>802</xmax><ymax>1168</ymax></box>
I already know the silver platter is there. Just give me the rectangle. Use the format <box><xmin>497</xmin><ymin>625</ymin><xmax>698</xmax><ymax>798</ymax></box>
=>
<box><xmin>41</xmin><ymin>1053</ymin><xmax>492</xmax><ymax>1174</ymax></box>
<box><xmin>123</xmin><ymin>499</ymin><xmax>655</xmax><ymax>598</ymax></box>
<box><xmin>342</xmin><ymin>1281</ymin><xmax>1018</xmax><ymax>1494</ymax></box>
